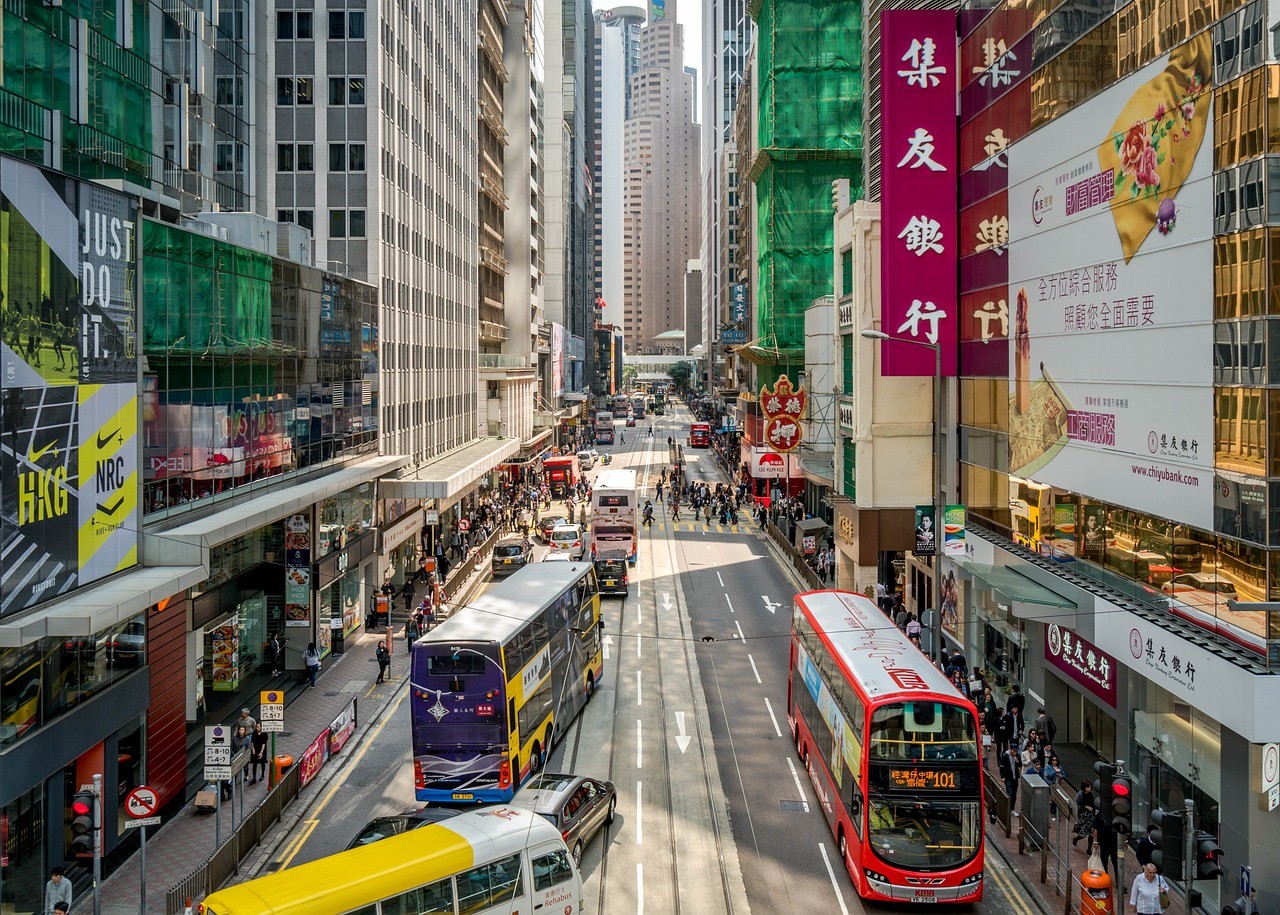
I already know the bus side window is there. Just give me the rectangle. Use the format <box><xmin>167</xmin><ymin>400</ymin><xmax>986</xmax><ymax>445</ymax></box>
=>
<box><xmin>379</xmin><ymin>877</ymin><xmax>454</xmax><ymax>914</ymax></box>
<box><xmin>508</xmin><ymin>697</ymin><xmax>517</xmax><ymax>729</ymax></box>
<box><xmin>532</xmin><ymin>849</ymin><xmax>574</xmax><ymax>891</ymax></box>
<box><xmin>457</xmin><ymin>853</ymin><xmax>524</xmax><ymax>913</ymax></box>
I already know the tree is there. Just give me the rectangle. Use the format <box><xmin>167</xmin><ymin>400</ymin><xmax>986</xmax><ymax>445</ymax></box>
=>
<box><xmin>622</xmin><ymin>364</ymin><xmax>640</xmax><ymax>389</ymax></box>
<box><xmin>667</xmin><ymin>360</ymin><xmax>693</xmax><ymax>393</ymax></box>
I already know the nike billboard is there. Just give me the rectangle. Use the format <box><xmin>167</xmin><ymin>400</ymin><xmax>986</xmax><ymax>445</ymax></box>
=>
<box><xmin>0</xmin><ymin>157</ymin><xmax>139</xmax><ymax>617</ymax></box>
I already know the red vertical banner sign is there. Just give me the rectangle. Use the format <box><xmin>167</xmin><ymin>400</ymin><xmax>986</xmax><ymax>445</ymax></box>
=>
<box><xmin>880</xmin><ymin>10</ymin><xmax>960</xmax><ymax>376</ymax></box>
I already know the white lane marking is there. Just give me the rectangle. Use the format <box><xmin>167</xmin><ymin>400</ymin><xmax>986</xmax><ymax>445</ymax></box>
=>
<box><xmin>724</xmin><ymin>593</ymin><xmax>734</xmax><ymax>613</ymax></box>
<box><xmin>716</xmin><ymin>571</ymin><xmax>724</xmax><ymax>586</ymax></box>
<box><xmin>818</xmin><ymin>843</ymin><xmax>852</xmax><ymax>915</ymax></box>
<box><xmin>636</xmin><ymin>782</ymin><xmax>643</xmax><ymax>845</ymax></box>
<box><xmin>603</xmin><ymin>634</ymin><xmax>614</xmax><ymax>659</ymax></box>
<box><xmin>785</xmin><ymin>757</ymin><xmax>811</xmax><ymax>813</ymax></box>
<box><xmin>662</xmin><ymin>593</ymin><xmax>672</xmax><ymax>612</ymax></box>
<box><xmin>636</xmin><ymin>669</ymin><xmax>642</xmax><ymax>705</ymax></box>
<box><xmin>637</xmin><ymin>719</ymin><xmax>643</xmax><ymax>769</ymax></box>
<box><xmin>748</xmin><ymin>654</ymin><xmax>762</xmax><ymax>684</ymax></box>
<box><xmin>637</xmin><ymin>861</ymin><xmax>645</xmax><ymax>914</ymax></box>
<box><xmin>735</xmin><ymin>620</ymin><xmax>745</xmax><ymax>641</ymax></box>
<box><xmin>762</xmin><ymin>596</ymin><xmax>781</xmax><ymax>615</ymax></box>
<box><xmin>674</xmin><ymin>710</ymin><xmax>691</xmax><ymax>753</ymax></box>
<box><xmin>636</xmin><ymin>634</ymin><xmax>642</xmax><ymax>658</ymax></box>
<box><xmin>764</xmin><ymin>697</ymin><xmax>783</xmax><ymax>737</ymax></box>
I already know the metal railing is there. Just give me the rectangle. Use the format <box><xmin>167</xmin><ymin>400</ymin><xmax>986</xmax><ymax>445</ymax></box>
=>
<box><xmin>763</xmin><ymin>520</ymin><xmax>823</xmax><ymax>591</ymax></box>
<box><xmin>165</xmin><ymin>763</ymin><xmax>302</xmax><ymax>913</ymax></box>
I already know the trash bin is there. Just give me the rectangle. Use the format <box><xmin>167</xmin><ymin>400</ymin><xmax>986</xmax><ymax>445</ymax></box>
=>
<box><xmin>274</xmin><ymin>754</ymin><xmax>294</xmax><ymax>782</ymax></box>
<box><xmin>1079</xmin><ymin>868</ymin><xmax>1114</xmax><ymax>915</ymax></box>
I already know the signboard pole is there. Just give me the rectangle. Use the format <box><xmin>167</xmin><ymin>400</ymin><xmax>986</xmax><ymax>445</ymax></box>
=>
<box><xmin>93</xmin><ymin>773</ymin><xmax>102</xmax><ymax>915</ymax></box>
<box><xmin>140</xmin><ymin>824</ymin><xmax>146</xmax><ymax>915</ymax></box>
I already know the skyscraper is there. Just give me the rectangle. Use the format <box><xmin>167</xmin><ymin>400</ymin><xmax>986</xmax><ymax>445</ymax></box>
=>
<box><xmin>622</xmin><ymin>1</ymin><xmax>701</xmax><ymax>354</ymax></box>
<box><xmin>592</xmin><ymin>5</ymin><xmax>647</xmax><ymax>332</ymax></box>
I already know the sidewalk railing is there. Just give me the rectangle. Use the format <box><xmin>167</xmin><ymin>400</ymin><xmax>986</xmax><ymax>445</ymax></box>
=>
<box><xmin>763</xmin><ymin>520</ymin><xmax>823</xmax><ymax>591</ymax></box>
<box><xmin>164</xmin><ymin>763</ymin><xmax>302</xmax><ymax>913</ymax></box>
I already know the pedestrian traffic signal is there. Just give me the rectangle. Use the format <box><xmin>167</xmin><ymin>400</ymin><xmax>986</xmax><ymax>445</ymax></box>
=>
<box><xmin>1151</xmin><ymin>808</ymin><xmax>1184</xmax><ymax>877</ymax></box>
<box><xmin>69</xmin><ymin>787</ymin><xmax>96</xmax><ymax>856</ymax></box>
<box><xmin>1108</xmin><ymin>772</ymin><xmax>1133</xmax><ymax>835</ymax></box>
<box><xmin>1193</xmin><ymin>830</ymin><xmax>1224</xmax><ymax>879</ymax></box>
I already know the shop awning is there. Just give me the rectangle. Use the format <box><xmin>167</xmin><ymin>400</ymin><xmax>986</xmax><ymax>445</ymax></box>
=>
<box><xmin>0</xmin><ymin>563</ymin><xmax>207</xmax><ymax>648</ymax></box>
<box><xmin>956</xmin><ymin>560</ymin><xmax>1078</xmax><ymax>609</ymax></box>
<box><xmin>800</xmin><ymin>455</ymin><xmax>835</xmax><ymax>487</ymax></box>
<box><xmin>150</xmin><ymin>454</ymin><xmax>411</xmax><ymax>559</ymax></box>
<box><xmin>380</xmin><ymin>437</ymin><xmax>520</xmax><ymax>502</ymax></box>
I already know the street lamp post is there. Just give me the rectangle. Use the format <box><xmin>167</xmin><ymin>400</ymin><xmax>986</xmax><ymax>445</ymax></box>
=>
<box><xmin>862</xmin><ymin>328</ymin><xmax>946</xmax><ymax>663</ymax></box>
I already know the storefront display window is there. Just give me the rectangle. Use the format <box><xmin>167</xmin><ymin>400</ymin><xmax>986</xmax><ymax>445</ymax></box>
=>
<box><xmin>974</xmin><ymin>590</ymin><xmax>1026</xmax><ymax>690</ymax></box>
<box><xmin>0</xmin><ymin>614</ymin><xmax>148</xmax><ymax>749</ymax></box>
<box><xmin>0</xmin><ymin>782</ymin><xmax>46</xmax><ymax>912</ymax></box>
<box><xmin>318</xmin><ymin>484</ymin><xmax>374</xmax><ymax>556</ymax></box>
<box><xmin>326</xmin><ymin>570</ymin><xmax>363</xmax><ymax>639</ymax></box>
<box><xmin>204</xmin><ymin>593</ymin><xmax>265</xmax><ymax>695</ymax></box>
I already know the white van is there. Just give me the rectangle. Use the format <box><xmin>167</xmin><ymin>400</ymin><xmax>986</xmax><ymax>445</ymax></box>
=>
<box><xmin>576</xmin><ymin>450</ymin><xmax>595</xmax><ymax>470</ymax></box>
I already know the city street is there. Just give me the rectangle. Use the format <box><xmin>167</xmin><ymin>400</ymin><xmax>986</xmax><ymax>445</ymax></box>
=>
<box><xmin>269</xmin><ymin>403</ymin><xmax>1038</xmax><ymax>915</ymax></box>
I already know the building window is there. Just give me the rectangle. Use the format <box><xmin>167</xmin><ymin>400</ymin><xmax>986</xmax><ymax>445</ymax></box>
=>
<box><xmin>329</xmin><ymin>11</ymin><xmax>365</xmax><ymax>39</ymax></box>
<box><xmin>276</xmin><ymin>11</ymin><xmax>312</xmax><ymax>39</ymax></box>
<box><xmin>329</xmin><ymin>78</ymin><xmax>366</xmax><ymax>106</ymax></box>
<box><xmin>349</xmin><ymin>210</ymin><xmax>366</xmax><ymax>237</ymax></box>
<box><xmin>277</xmin><ymin>77</ymin><xmax>313</xmax><ymax>106</ymax></box>
<box><xmin>278</xmin><ymin>209</ymin><xmax>294</xmax><ymax>224</ymax></box>
<box><xmin>276</xmin><ymin>11</ymin><xmax>294</xmax><ymax>38</ymax></box>
<box><xmin>330</xmin><ymin>210</ymin><xmax>346</xmax><ymax>238</ymax></box>
<box><xmin>215</xmin><ymin>76</ymin><xmax>241</xmax><ymax>106</ymax></box>
<box><xmin>297</xmin><ymin>144</ymin><xmax>314</xmax><ymax>171</ymax></box>
<box><xmin>277</xmin><ymin>143</ymin><xmax>294</xmax><ymax>171</ymax></box>
<box><xmin>329</xmin><ymin>143</ymin><xmax>347</xmax><ymax>172</ymax></box>
<box><xmin>215</xmin><ymin>142</ymin><xmax>240</xmax><ymax>173</ymax></box>
<box><xmin>298</xmin><ymin>210</ymin><xmax>315</xmax><ymax>232</ymax></box>
<box><xmin>348</xmin><ymin>144</ymin><xmax>365</xmax><ymax>171</ymax></box>
<box><xmin>348</xmin><ymin>11</ymin><xmax>365</xmax><ymax>38</ymax></box>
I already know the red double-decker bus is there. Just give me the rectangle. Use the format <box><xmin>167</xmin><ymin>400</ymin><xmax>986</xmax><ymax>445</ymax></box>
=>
<box><xmin>789</xmin><ymin>590</ymin><xmax>984</xmax><ymax>903</ymax></box>
<box><xmin>689</xmin><ymin>422</ymin><xmax>710</xmax><ymax>448</ymax></box>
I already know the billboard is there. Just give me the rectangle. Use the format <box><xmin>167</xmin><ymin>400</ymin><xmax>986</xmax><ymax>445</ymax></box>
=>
<box><xmin>0</xmin><ymin>158</ymin><xmax>139</xmax><ymax>616</ymax></box>
<box><xmin>550</xmin><ymin>322</ymin><xmax>566</xmax><ymax>398</ymax></box>
<box><xmin>1007</xmin><ymin>36</ymin><xmax>1214</xmax><ymax>528</ymax></box>
<box><xmin>880</xmin><ymin>11</ymin><xmax>959</xmax><ymax>376</ymax></box>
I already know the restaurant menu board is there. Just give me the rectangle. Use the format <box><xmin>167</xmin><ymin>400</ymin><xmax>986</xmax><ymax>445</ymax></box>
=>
<box><xmin>285</xmin><ymin>513</ymin><xmax>311</xmax><ymax>628</ymax></box>
<box><xmin>211</xmin><ymin>620</ymin><xmax>240</xmax><ymax>692</ymax></box>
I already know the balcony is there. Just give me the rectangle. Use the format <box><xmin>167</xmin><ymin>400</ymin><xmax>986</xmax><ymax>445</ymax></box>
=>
<box><xmin>478</xmin><ymin>28</ymin><xmax>508</xmax><ymax>81</ymax></box>
<box><xmin>480</xmin><ymin>172</ymin><xmax>508</xmax><ymax>207</ymax></box>
<box><xmin>480</xmin><ymin>354</ymin><xmax>536</xmax><ymax>378</ymax></box>
<box><xmin>480</xmin><ymin>243</ymin><xmax>509</xmax><ymax>274</ymax></box>
<box><xmin>480</xmin><ymin>320</ymin><xmax>508</xmax><ymax>345</ymax></box>
<box><xmin>479</xmin><ymin>98</ymin><xmax>508</xmax><ymax>143</ymax></box>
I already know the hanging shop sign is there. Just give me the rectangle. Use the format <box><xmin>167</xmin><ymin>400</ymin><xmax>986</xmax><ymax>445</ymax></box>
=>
<box><xmin>1045</xmin><ymin>623</ymin><xmax>1117</xmax><ymax>708</ymax></box>
<box><xmin>760</xmin><ymin>374</ymin><xmax>807</xmax><ymax>454</ymax></box>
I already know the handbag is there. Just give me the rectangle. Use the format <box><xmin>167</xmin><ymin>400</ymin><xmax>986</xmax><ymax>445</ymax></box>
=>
<box><xmin>1159</xmin><ymin>880</ymin><xmax>1171</xmax><ymax>910</ymax></box>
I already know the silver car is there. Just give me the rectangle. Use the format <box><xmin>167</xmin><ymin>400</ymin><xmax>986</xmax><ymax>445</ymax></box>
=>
<box><xmin>509</xmin><ymin>773</ymin><xmax>617</xmax><ymax>866</ymax></box>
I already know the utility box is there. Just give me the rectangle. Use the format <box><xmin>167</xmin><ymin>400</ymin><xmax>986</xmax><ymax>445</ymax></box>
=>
<box><xmin>1019</xmin><ymin>770</ymin><xmax>1050</xmax><ymax>848</ymax></box>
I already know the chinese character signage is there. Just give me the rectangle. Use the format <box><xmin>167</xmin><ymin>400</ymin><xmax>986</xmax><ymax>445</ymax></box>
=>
<box><xmin>1045</xmin><ymin>623</ymin><xmax>1116</xmax><ymax>708</ymax></box>
<box><xmin>731</xmin><ymin>284</ymin><xmax>748</xmax><ymax>323</ymax></box>
<box><xmin>0</xmin><ymin>157</ymin><xmax>140</xmax><ymax>617</ymax></box>
<box><xmin>1007</xmin><ymin>36</ymin><xmax>1214</xmax><ymax>529</ymax></box>
<box><xmin>880</xmin><ymin>11</ymin><xmax>959</xmax><ymax>377</ymax></box>
<box><xmin>760</xmin><ymin>375</ymin><xmax>806</xmax><ymax>453</ymax></box>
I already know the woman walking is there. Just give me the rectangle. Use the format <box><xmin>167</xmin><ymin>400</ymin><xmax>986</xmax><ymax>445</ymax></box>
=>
<box><xmin>249</xmin><ymin>722</ymin><xmax>269</xmax><ymax>784</ymax></box>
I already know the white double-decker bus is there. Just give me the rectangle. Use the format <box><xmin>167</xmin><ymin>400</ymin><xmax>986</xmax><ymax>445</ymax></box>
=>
<box><xmin>590</xmin><ymin>468</ymin><xmax>638</xmax><ymax>563</ymax></box>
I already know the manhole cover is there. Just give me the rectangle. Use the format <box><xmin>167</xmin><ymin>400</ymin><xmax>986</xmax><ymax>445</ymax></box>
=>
<box><xmin>780</xmin><ymin>800</ymin><xmax>808</xmax><ymax>812</ymax></box>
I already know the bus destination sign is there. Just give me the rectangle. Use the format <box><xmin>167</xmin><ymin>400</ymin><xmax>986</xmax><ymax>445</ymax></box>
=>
<box><xmin>887</xmin><ymin>768</ymin><xmax>960</xmax><ymax>791</ymax></box>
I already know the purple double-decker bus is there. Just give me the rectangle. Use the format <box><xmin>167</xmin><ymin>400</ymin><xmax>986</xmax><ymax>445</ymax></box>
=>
<box><xmin>410</xmin><ymin>562</ymin><xmax>604</xmax><ymax>803</ymax></box>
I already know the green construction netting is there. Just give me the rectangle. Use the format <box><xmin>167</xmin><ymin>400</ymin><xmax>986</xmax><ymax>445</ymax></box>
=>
<box><xmin>143</xmin><ymin>220</ymin><xmax>274</xmax><ymax>355</ymax></box>
<box><xmin>756</xmin><ymin>0</ymin><xmax>864</xmax><ymax>153</ymax></box>
<box><xmin>755</xmin><ymin>159</ymin><xmax>860</xmax><ymax>358</ymax></box>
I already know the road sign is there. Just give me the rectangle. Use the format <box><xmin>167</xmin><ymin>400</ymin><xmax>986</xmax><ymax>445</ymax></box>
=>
<box><xmin>260</xmin><ymin>690</ymin><xmax>285</xmax><ymax>732</ymax></box>
<box><xmin>205</xmin><ymin>725</ymin><xmax>232</xmax><ymax>781</ymax></box>
<box><xmin>123</xmin><ymin>816</ymin><xmax>161</xmax><ymax>829</ymax></box>
<box><xmin>124</xmin><ymin>786</ymin><xmax>159</xmax><ymax>820</ymax></box>
<box><xmin>1263</xmin><ymin>743</ymin><xmax>1279</xmax><ymax>791</ymax></box>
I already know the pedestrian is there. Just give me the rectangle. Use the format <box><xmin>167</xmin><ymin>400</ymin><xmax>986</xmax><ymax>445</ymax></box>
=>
<box><xmin>226</xmin><ymin>724</ymin><xmax>249</xmax><ymax>799</ymax></box>
<box><xmin>1235</xmin><ymin>888</ymin><xmax>1260</xmax><ymax>915</ymax></box>
<box><xmin>249</xmin><ymin>722</ymin><xmax>269</xmax><ymax>784</ymax></box>
<box><xmin>44</xmin><ymin>866</ymin><xmax>72</xmax><ymax>915</ymax></box>
<box><xmin>1095</xmin><ymin>818</ymin><xmax>1119</xmax><ymax>878</ymax></box>
<box><xmin>237</xmin><ymin>707</ymin><xmax>256</xmax><ymax>733</ymax></box>
<box><xmin>375</xmin><ymin>641</ymin><xmax>390</xmax><ymax>684</ymax></box>
<box><xmin>53</xmin><ymin>905</ymin><xmax>69</xmax><ymax>915</ymax></box>
<box><xmin>998</xmin><ymin>745</ymin><xmax>1020</xmax><ymax>813</ymax></box>
<box><xmin>406</xmin><ymin>614</ymin><xmax>420</xmax><ymax>652</ymax></box>
<box><xmin>304</xmin><ymin>642</ymin><xmax>321</xmax><ymax>688</ymax></box>
<box><xmin>1006</xmin><ymin>684</ymin><xmax>1027</xmax><ymax>739</ymax></box>
<box><xmin>1135</xmin><ymin>823</ymin><xmax>1158</xmax><ymax>867</ymax></box>
<box><xmin>1129</xmin><ymin>863</ymin><xmax>1169</xmax><ymax>915</ymax></box>
<box><xmin>269</xmin><ymin>632</ymin><xmax>283</xmax><ymax>675</ymax></box>
<box><xmin>994</xmin><ymin>709</ymin><xmax>1014</xmax><ymax>758</ymax></box>
<box><xmin>1073</xmin><ymin>781</ymin><xmax>1097</xmax><ymax>852</ymax></box>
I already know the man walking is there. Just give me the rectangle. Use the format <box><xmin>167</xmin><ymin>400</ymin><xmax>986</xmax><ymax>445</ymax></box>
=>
<box><xmin>44</xmin><ymin>867</ymin><xmax>72</xmax><ymax>915</ymax></box>
<box><xmin>375</xmin><ymin>641</ymin><xmax>391</xmax><ymax>684</ymax></box>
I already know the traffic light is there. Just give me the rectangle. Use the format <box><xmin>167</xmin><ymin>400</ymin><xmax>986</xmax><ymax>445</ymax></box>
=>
<box><xmin>1193</xmin><ymin>830</ymin><xmax>1224</xmax><ymax>879</ymax></box>
<box><xmin>69</xmin><ymin>787</ymin><xmax>96</xmax><ymax>856</ymax></box>
<box><xmin>1151</xmin><ymin>809</ymin><xmax>1184</xmax><ymax>877</ymax></box>
<box><xmin>1108</xmin><ymin>771</ymin><xmax>1133</xmax><ymax>835</ymax></box>
<box><xmin>1093</xmin><ymin>761</ymin><xmax>1116</xmax><ymax>814</ymax></box>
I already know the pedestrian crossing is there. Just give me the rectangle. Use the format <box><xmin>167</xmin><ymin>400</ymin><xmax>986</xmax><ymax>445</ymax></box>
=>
<box><xmin>641</xmin><ymin>518</ymin><xmax>757</xmax><ymax>534</ymax></box>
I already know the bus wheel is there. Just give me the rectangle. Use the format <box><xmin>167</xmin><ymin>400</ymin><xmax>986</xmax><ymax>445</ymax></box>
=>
<box><xmin>585</xmin><ymin>673</ymin><xmax>595</xmax><ymax>702</ymax></box>
<box><xmin>838</xmin><ymin>831</ymin><xmax>848</xmax><ymax>865</ymax></box>
<box><xmin>531</xmin><ymin>741</ymin><xmax>543</xmax><ymax>774</ymax></box>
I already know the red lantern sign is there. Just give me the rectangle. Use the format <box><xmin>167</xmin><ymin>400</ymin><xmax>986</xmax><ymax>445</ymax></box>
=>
<box><xmin>760</xmin><ymin>374</ymin><xmax>807</xmax><ymax>454</ymax></box>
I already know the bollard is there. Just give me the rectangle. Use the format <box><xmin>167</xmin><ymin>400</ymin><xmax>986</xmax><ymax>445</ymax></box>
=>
<box><xmin>1080</xmin><ymin>868</ymin><xmax>1115</xmax><ymax>915</ymax></box>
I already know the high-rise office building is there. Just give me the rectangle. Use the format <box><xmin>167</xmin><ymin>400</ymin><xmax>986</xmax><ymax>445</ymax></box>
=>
<box><xmin>592</xmin><ymin>5</ymin><xmax>647</xmax><ymax>332</ymax></box>
<box><xmin>700</xmin><ymin>0</ymin><xmax>750</xmax><ymax>386</ymax></box>
<box><xmin>622</xmin><ymin>0</ymin><xmax>701</xmax><ymax>354</ymax></box>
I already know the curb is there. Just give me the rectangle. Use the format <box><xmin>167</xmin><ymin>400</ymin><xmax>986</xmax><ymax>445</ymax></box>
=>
<box><xmin>989</xmin><ymin>834</ymin><xmax>1058</xmax><ymax>915</ymax></box>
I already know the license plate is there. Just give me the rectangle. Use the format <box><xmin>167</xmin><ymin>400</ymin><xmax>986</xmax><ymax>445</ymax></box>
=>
<box><xmin>914</xmin><ymin>892</ymin><xmax>937</xmax><ymax>903</ymax></box>
<box><xmin>452</xmin><ymin>792</ymin><xmax>474</xmax><ymax>800</ymax></box>
<box><xmin>605</xmin><ymin>580</ymin><xmax>616</xmax><ymax>586</ymax></box>
<box><xmin>503</xmin><ymin>558</ymin><xmax>513</xmax><ymax>564</ymax></box>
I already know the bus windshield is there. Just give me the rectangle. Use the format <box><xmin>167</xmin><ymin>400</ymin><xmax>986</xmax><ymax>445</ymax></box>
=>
<box><xmin>869</xmin><ymin>701</ymin><xmax>978</xmax><ymax>762</ymax></box>
<box><xmin>867</xmin><ymin>797</ymin><xmax>982</xmax><ymax>869</ymax></box>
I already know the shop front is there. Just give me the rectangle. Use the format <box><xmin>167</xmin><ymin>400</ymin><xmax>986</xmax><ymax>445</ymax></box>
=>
<box><xmin>830</xmin><ymin>499</ymin><xmax>912</xmax><ymax>597</ymax></box>
<box><xmin>317</xmin><ymin>530</ymin><xmax>376</xmax><ymax>654</ymax></box>
<box><xmin>380</xmin><ymin>507</ymin><xmax>425</xmax><ymax>591</ymax></box>
<box><xmin>1042</xmin><ymin>623</ymin><xmax>1118</xmax><ymax>760</ymax></box>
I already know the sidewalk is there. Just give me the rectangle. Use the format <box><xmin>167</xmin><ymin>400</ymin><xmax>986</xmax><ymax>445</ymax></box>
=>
<box><xmin>93</xmin><ymin>546</ymin><xmax>496</xmax><ymax>915</ymax></box>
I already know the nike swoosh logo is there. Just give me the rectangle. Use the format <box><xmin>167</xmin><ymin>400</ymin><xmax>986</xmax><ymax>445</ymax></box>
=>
<box><xmin>97</xmin><ymin>495</ymin><xmax>126</xmax><ymax>517</ymax></box>
<box><xmin>96</xmin><ymin>427</ymin><xmax>119</xmax><ymax>450</ymax></box>
<box><xmin>26</xmin><ymin>440</ymin><xmax>57</xmax><ymax>464</ymax></box>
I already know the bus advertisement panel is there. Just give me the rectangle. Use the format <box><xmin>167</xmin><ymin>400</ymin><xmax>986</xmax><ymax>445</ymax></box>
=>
<box><xmin>411</xmin><ymin>563</ymin><xmax>604</xmax><ymax>803</ymax></box>
<box><xmin>590</xmin><ymin>468</ymin><xmax>637</xmax><ymax>563</ymax></box>
<box><xmin>789</xmin><ymin>590</ymin><xmax>984</xmax><ymax>902</ymax></box>
<box><xmin>689</xmin><ymin>423</ymin><xmax>710</xmax><ymax>448</ymax></box>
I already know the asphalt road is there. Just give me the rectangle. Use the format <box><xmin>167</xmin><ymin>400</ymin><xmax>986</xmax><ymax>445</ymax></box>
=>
<box><xmin>274</xmin><ymin>399</ymin><xmax>1038</xmax><ymax>915</ymax></box>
